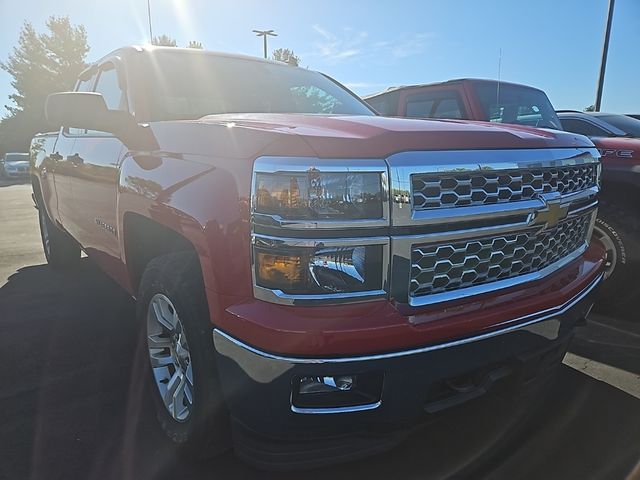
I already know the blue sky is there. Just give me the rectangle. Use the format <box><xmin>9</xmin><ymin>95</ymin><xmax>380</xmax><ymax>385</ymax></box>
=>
<box><xmin>0</xmin><ymin>0</ymin><xmax>638</xmax><ymax>116</ymax></box>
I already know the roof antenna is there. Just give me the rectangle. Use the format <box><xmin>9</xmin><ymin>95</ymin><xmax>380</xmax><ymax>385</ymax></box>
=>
<box><xmin>496</xmin><ymin>48</ymin><xmax>502</xmax><ymax>108</ymax></box>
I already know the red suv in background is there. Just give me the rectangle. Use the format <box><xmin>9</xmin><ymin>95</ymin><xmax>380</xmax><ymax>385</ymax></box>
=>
<box><xmin>365</xmin><ymin>79</ymin><xmax>639</xmax><ymax>320</ymax></box>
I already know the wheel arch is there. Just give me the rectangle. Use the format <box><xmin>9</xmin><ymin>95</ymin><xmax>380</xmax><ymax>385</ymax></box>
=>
<box><xmin>121</xmin><ymin>211</ymin><xmax>207</xmax><ymax>295</ymax></box>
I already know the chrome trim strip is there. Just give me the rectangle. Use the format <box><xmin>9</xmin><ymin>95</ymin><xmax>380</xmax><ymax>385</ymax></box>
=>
<box><xmin>252</xmin><ymin>234</ymin><xmax>389</xmax><ymax>248</ymax></box>
<box><xmin>386</xmin><ymin>147</ymin><xmax>601</xmax><ymax>172</ymax></box>
<box><xmin>251</xmin><ymin>156</ymin><xmax>389</xmax><ymax>230</ymax></box>
<box><xmin>411</xmin><ymin>198</ymin><xmax>544</xmax><ymax>226</ymax></box>
<box><xmin>253</xmin><ymin>286</ymin><xmax>388</xmax><ymax>306</ymax></box>
<box><xmin>290</xmin><ymin>400</ymin><xmax>382</xmax><ymax>415</ymax></box>
<box><xmin>252</xmin><ymin>213</ymin><xmax>388</xmax><ymax>230</ymax></box>
<box><xmin>253</xmin><ymin>157</ymin><xmax>389</xmax><ymax>174</ymax></box>
<box><xmin>213</xmin><ymin>271</ymin><xmax>602</xmax><ymax>365</ymax></box>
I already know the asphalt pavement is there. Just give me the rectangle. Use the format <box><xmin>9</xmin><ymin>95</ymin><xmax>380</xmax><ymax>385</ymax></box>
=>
<box><xmin>1</xmin><ymin>181</ymin><xmax>639</xmax><ymax>480</ymax></box>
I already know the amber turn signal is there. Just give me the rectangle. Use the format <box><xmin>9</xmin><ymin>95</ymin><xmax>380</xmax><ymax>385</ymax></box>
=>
<box><xmin>255</xmin><ymin>251</ymin><xmax>304</xmax><ymax>291</ymax></box>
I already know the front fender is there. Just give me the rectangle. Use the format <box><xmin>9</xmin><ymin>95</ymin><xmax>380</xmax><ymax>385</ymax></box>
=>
<box><xmin>118</xmin><ymin>151</ymin><xmax>253</xmax><ymax>304</ymax></box>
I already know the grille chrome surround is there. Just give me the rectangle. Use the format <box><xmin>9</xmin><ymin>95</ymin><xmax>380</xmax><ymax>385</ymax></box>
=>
<box><xmin>410</xmin><ymin>213</ymin><xmax>592</xmax><ymax>298</ymax></box>
<box><xmin>251</xmin><ymin>148</ymin><xmax>601</xmax><ymax>307</ymax></box>
<box><xmin>412</xmin><ymin>164</ymin><xmax>599</xmax><ymax>210</ymax></box>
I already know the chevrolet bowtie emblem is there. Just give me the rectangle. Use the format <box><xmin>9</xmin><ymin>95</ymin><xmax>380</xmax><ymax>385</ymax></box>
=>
<box><xmin>532</xmin><ymin>198</ymin><xmax>569</xmax><ymax>229</ymax></box>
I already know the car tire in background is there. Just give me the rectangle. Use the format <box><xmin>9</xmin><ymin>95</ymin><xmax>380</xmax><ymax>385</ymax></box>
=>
<box><xmin>592</xmin><ymin>200</ymin><xmax>640</xmax><ymax>321</ymax></box>
<box><xmin>137</xmin><ymin>251</ymin><xmax>230</xmax><ymax>458</ymax></box>
<box><xmin>38</xmin><ymin>207</ymin><xmax>81</xmax><ymax>269</ymax></box>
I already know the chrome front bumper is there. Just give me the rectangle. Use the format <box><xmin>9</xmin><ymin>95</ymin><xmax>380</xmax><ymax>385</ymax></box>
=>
<box><xmin>211</xmin><ymin>273</ymin><xmax>601</xmax><ymax>470</ymax></box>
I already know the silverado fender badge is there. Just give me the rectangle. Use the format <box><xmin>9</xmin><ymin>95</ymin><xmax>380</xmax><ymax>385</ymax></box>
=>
<box><xmin>95</xmin><ymin>218</ymin><xmax>117</xmax><ymax>236</ymax></box>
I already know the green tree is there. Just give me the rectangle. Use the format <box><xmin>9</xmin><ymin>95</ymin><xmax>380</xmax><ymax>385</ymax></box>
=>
<box><xmin>272</xmin><ymin>48</ymin><xmax>300</xmax><ymax>66</ymax></box>
<box><xmin>0</xmin><ymin>16</ymin><xmax>89</xmax><ymax>154</ymax></box>
<box><xmin>152</xmin><ymin>34</ymin><xmax>177</xmax><ymax>47</ymax></box>
<box><xmin>585</xmin><ymin>104</ymin><xmax>596</xmax><ymax>112</ymax></box>
<box><xmin>187</xmin><ymin>40</ymin><xmax>203</xmax><ymax>49</ymax></box>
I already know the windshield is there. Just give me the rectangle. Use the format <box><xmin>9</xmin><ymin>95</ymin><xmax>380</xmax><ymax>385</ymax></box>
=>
<box><xmin>474</xmin><ymin>83</ymin><xmax>562</xmax><ymax>130</ymax></box>
<box><xmin>598</xmin><ymin>115</ymin><xmax>640</xmax><ymax>138</ymax></box>
<box><xmin>144</xmin><ymin>52</ymin><xmax>374</xmax><ymax>121</ymax></box>
<box><xmin>4</xmin><ymin>153</ymin><xmax>29</xmax><ymax>163</ymax></box>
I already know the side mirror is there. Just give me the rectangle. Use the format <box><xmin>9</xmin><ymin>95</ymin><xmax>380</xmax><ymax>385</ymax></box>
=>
<box><xmin>45</xmin><ymin>92</ymin><xmax>157</xmax><ymax>150</ymax></box>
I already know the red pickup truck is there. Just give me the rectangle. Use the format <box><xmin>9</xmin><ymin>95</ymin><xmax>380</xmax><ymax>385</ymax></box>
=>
<box><xmin>32</xmin><ymin>47</ymin><xmax>604</xmax><ymax>469</ymax></box>
<box><xmin>365</xmin><ymin>79</ymin><xmax>638</xmax><ymax>320</ymax></box>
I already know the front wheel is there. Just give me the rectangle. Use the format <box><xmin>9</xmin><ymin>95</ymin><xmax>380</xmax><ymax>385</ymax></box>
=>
<box><xmin>592</xmin><ymin>201</ymin><xmax>640</xmax><ymax>320</ymax></box>
<box><xmin>137</xmin><ymin>251</ymin><xmax>229</xmax><ymax>456</ymax></box>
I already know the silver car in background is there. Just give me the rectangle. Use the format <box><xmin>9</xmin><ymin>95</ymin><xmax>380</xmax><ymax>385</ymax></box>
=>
<box><xmin>1</xmin><ymin>153</ymin><xmax>30</xmax><ymax>180</ymax></box>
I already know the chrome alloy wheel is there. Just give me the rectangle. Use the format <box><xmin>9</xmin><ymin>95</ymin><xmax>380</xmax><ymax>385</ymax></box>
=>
<box><xmin>592</xmin><ymin>224</ymin><xmax>618</xmax><ymax>281</ymax></box>
<box><xmin>147</xmin><ymin>293</ymin><xmax>194</xmax><ymax>422</ymax></box>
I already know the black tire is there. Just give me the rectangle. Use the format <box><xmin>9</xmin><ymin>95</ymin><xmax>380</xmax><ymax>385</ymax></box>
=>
<box><xmin>593</xmin><ymin>200</ymin><xmax>640</xmax><ymax>320</ymax></box>
<box><xmin>38</xmin><ymin>206</ymin><xmax>81</xmax><ymax>269</ymax></box>
<box><xmin>137</xmin><ymin>251</ymin><xmax>230</xmax><ymax>457</ymax></box>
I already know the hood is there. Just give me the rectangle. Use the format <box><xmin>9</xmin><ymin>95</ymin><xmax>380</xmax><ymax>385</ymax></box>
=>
<box><xmin>150</xmin><ymin>113</ymin><xmax>595</xmax><ymax>160</ymax></box>
<box><xmin>4</xmin><ymin>160</ymin><xmax>29</xmax><ymax>167</ymax></box>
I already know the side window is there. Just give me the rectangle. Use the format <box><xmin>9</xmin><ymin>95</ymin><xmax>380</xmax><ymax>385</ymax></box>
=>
<box><xmin>560</xmin><ymin>118</ymin><xmax>610</xmax><ymax>137</ymax></box>
<box><xmin>406</xmin><ymin>98</ymin><xmax>435</xmax><ymax>118</ymax></box>
<box><xmin>433</xmin><ymin>97</ymin><xmax>463</xmax><ymax>119</ymax></box>
<box><xmin>365</xmin><ymin>93</ymin><xmax>399</xmax><ymax>116</ymax></box>
<box><xmin>94</xmin><ymin>66</ymin><xmax>126</xmax><ymax>111</ymax></box>
<box><xmin>405</xmin><ymin>90</ymin><xmax>465</xmax><ymax>119</ymax></box>
<box><xmin>68</xmin><ymin>74</ymin><xmax>97</xmax><ymax>135</ymax></box>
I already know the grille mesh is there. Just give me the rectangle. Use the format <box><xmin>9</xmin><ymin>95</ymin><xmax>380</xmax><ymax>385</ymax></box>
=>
<box><xmin>412</xmin><ymin>164</ymin><xmax>598</xmax><ymax>210</ymax></box>
<box><xmin>409</xmin><ymin>214</ymin><xmax>592</xmax><ymax>298</ymax></box>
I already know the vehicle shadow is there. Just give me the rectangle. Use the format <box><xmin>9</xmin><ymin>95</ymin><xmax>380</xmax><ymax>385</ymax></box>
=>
<box><xmin>0</xmin><ymin>261</ymin><xmax>639</xmax><ymax>480</ymax></box>
<box><xmin>571</xmin><ymin>313</ymin><xmax>640</xmax><ymax>376</ymax></box>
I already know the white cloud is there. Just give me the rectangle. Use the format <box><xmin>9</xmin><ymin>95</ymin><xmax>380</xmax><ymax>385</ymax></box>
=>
<box><xmin>309</xmin><ymin>25</ymin><xmax>435</xmax><ymax>64</ymax></box>
<box><xmin>390</xmin><ymin>32</ymin><xmax>435</xmax><ymax>59</ymax></box>
<box><xmin>311</xmin><ymin>24</ymin><xmax>367</xmax><ymax>63</ymax></box>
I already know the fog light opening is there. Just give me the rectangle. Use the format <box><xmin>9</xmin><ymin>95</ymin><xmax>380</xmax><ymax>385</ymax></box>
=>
<box><xmin>292</xmin><ymin>372</ymin><xmax>384</xmax><ymax>411</ymax></box>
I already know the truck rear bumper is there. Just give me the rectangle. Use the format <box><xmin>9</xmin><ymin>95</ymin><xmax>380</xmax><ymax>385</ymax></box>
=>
<box><xmin>212</xmin><ymin>273</ymin><xmax>601</xmax><ymax>470</ymax></box>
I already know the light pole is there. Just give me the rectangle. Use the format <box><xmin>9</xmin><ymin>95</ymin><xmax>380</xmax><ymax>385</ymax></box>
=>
<box><xmin>253</xmin><ymin>29</ymin><xmax>277</xmax><ymax>59</ymax></box>
<box><xmin>595</xmin><ymin>0</ymin><xmax>615</xmax><ymax>111</ymax></box>
<box><xmin>147</xmin><ymin>0</ymin><xmax>154</xmax><ymax>43</ymax></box>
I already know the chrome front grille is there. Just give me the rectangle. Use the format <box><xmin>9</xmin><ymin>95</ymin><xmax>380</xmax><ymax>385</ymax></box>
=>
<box><xmin>388</xmin><ymin>148</ymin><xmax>600</xmax><ymax>306</ymax></box>
<box><xmin>412</xmin><ymin>164</ymin><xmax>599</xmax><ymax>210</ymax></box>
<box><xmin>409</xmin><ymin>213</ymin><xmax>592</xmax><ymax>298</ymax></box>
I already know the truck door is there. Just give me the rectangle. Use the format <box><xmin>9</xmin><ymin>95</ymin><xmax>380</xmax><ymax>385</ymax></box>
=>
<box><xmin>67</xmin><ymin>62</ymin><xmax>127</xmax><ymax>274</ymax></box>
<box><xmin>51</xmin><ymin>72</ymin><xmax>97</xmax><ymax>232</ymax></box>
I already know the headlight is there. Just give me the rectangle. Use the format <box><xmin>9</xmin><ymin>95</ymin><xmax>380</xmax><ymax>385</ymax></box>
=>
<box><xmin>253</xmin><ymin>236</ymin><xmax>385</xmax><ymax>295</ymax></box>
<box><xmin>251</xmin><ymin>158</ymin><xmax>389</xmax><ymax>304</ymax></box>
<box><xmin>254</xmin><ymin>171</ymin><xmax>384</xmax><ymax>220</ymax></box>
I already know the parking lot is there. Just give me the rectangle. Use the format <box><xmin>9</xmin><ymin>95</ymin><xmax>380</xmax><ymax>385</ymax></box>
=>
<box><xmin>1</xmin><ymin>181</ymin><xmax>639</xmax><ymax>480</ymax></box>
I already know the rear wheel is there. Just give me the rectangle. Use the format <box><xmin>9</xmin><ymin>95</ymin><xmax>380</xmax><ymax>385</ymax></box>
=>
<box><xmin>593</xmin><ymin>201</ymin><xmax>640</xmax><ymax>321</ymax></box>
<box><xmin>38</xmin><ymin>207</ymin><xmax>80</xmax><ymax>269</ymax></box>
<box><xmin>137</xmin><ymin>251</ymin><xmax>229</xmax><ymax>457</ymax></box>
